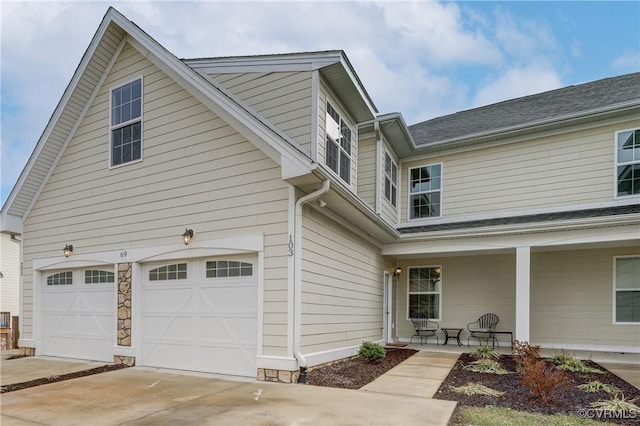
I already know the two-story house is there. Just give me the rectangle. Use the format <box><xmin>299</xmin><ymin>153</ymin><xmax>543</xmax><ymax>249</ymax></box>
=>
<box><xmin>2</xmin><ymin>8</ymin><xmax>638</xmax><ymax>382</ymax></box>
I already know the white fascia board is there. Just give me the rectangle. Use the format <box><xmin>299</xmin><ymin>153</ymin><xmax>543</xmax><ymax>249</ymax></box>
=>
<box><xmin>113</xmin><ymin>12</ymin><xmax>314</xmax><ymax>178</ymax></box>
<box><xmin>185</xmin><ymin>51</ymin><xmax>342</xmax><ymax>74</ymax></box>
<box><xmin>383</xmin><ymin>222</ymin><xmax>640</xmax><ymax>256</ymax></box>
<box><xmin>339</xmin><ymin>56</ymin><xmax>377</xmax><ymax>116</ymax></box>
<box><xmin>0</xmin><ymin>213</ymin><xmax>22</xmax><ymax>234</ymax></box>
<box><xmin>397</xmin><ymin>198</ymin><xmax>640</xmax><ymax>233</ymax></box>
<box><xmin>397</xmin><ymin>214</ymin><xmax>640</xmax><ymax>242</ymax></box>
<box><xmin>2</xmin><ymin>11</ymin><xmax>121</xmax><ymax>217</ymax></box>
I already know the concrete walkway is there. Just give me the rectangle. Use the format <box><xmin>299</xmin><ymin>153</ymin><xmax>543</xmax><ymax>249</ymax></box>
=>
<box><xmin>362</xmin><ymin>351</ymin><xmax>460</xmax><ymax>398</ymax></box>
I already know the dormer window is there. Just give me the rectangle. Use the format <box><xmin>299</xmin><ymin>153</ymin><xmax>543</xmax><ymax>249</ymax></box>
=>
<box><xmin>110</xmin><ymin>78</ymin><xmax>142</xmax><ymax>167</ymax></box>
<box><xmin>325</xmin><ymin>102</ymin><xmax>352</xmax><ymax>184</ymax></box>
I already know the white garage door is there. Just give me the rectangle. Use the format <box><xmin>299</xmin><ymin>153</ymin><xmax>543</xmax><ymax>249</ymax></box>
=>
<box><xmin>141</xmin><ymin>257</ymin><xmax>258</xmax><ymax>376</ymax></box>
<box><xmin>41</xmin><ymin>269</ymin><xmax>115</xmax><ymax>362</ymax></box>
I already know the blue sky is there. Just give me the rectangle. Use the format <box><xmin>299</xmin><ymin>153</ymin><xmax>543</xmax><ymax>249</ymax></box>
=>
<box><xmin>1</xmin><ymin>1</ymin><xmax>639</xmax><ymax>208</ymax></box>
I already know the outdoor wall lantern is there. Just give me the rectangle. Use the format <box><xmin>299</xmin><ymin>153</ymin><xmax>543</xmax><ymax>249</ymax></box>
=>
<box><xmin>182</xmin><ymin>228</ymin><xmax>194</xmax><ymax>246</ymax></box>
<box><xmin>63</xmin><ymin>244</ymin><xmax>74</xmax><ymax>258</ymax></box>
<box><xmin>393</xmin><ymin>266</ymin><xmax>402</xmax><ymax>277</ymax></box>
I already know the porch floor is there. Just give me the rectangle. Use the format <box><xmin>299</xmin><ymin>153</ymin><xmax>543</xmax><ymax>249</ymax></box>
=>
<box><xmin>398</xmin><ymin>342</ymin><xmax>640</xmax><ymax>389</ymax></box>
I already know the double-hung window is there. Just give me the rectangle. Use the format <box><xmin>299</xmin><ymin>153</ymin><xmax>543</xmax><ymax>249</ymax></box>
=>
<box><xmin>409</xmin><ymin>163</ymin><xmax>442</xmax><ymax>219</ymax></box>
<box><xmin>325</xmin><ymin>102</ymin><xmax>352</xmax><ymax>184</ymax></box>
<box><xmin>614</xmin><ymin>256</ymin><xmax>640</xmax><ymax>323</ymax></box>
<box><xmin>616</xmin><ymin>129</ymin><xmax>640</xmax><ymax>197</ymax></box>
<box><xmin>408</xmin><ymin>266</ymin><xmax>442</xmax><ymax>320</ymax></box>
<box><xmin>110</xmin><ymin>78</ymin><xmax>142</xmax><ymax>167</ymax></box>
<box><xmin>384</xmin><ymin>152</ymin><xmax>398</xmax><ymax>207</ymax></box>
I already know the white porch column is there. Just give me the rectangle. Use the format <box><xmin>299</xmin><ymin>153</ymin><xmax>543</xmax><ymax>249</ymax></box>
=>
<box><xmin>515</xmin><ymin>246</ymin><xmax>531</xmax><ymax>342</ymax></box>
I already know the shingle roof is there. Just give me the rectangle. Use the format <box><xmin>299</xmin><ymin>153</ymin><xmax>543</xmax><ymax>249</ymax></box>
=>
<box><xmin>409</xmin><ymin>72</ymin><xmax>640</xmax><ymax>146</ymax></box>
<box><xmin>399</xmin><ymin>205</ymin><xmax>640</xmax><ymax>234</ymax></box>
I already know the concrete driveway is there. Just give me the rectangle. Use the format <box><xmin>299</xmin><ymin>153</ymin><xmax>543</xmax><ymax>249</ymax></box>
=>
<box><xmin>1</xmin><ymin>359</ymin><xmax>456</xmax><ymax>426</ymax></box>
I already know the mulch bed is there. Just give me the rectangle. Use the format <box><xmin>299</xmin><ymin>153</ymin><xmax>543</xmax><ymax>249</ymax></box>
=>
<box><xmin>306</xmin><ymin>348</ymin><xmax>418</xmax><ymax>389</ymax></box>
<box><xmin>435</xmin><ymin>353</ymin><xmax>640</xmax><ymax>425</ymax></box>
<box><xmin>306</xmin><ymin>349</ymin><xmax>639</xmax><ymax>425</ymax></box>
<box><xmin>0</xmin><ymin>364</ymin><xmax>128</xmax><ymax>394</ymax></box>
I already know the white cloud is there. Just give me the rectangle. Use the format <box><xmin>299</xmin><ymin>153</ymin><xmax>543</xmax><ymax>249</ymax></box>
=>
<box><xmin>612</xmin><ymin>51</ymin><xmax>640</xmax><ymax>72</ymax></box>
<box><xmin>472</xmin><ymin>66</ymin><xmax>562</xmax><ymax>108</ymax></box>
<box><xmin>378</xmin><ymin>1</ymin><xmax>502</xmax><ymax>66</ymax></box>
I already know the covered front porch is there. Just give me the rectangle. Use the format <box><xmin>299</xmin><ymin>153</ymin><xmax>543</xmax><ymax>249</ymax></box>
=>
<box><xmin>383</xmin><ymin>226</ymin><xmax>640</xmax><ymax>355</ymax></box>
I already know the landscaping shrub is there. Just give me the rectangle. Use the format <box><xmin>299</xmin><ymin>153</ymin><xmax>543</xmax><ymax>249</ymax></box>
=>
<box><xmin>577</xmin><ymin>380</ymin><xmax>621</xmax><ymax>395</ymax></box>
<box><xmin>520</xmin><ymin>359</ymin><xmax>571</xmax><ymax>404</ymax></box>
<box><xmin>471</xmin><ymin>345</ymin><xmax>500</xmax><ymax>360</ymax></box>
<box><xmin>464</xmin><ymin>359</ymin><xmax>511</xmax><ymax>375</ymax></box>
<box><xmin>551</xmin><ymin>352</ymin><xmax>603</xmax><ymax>374</ymax></box>
<box><xmin>512</xmin><ymin>340</ymin><xmax>540</xmax><ymax>372</ymax></box>
<box><xmin>358</xmin><ymin>341</ymin><xmax>385</xmax><ymax>361</ymax></box>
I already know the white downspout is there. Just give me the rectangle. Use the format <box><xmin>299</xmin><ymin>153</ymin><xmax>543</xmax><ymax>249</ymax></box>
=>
<box><xmin>293</xmin><ymin>179</ymin><xmax>330</xmax><ymax>368</ymax></box>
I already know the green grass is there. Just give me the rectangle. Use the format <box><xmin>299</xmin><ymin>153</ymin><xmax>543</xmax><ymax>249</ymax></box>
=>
<box><xmin>456</xmin><ymin>406</ymin><xmax>604</xmax><ymax>426</ymax></box>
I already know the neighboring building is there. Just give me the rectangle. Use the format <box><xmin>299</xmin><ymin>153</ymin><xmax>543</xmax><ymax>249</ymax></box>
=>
<box><xmin>0</xmin><ymin>231</ymin><xmax>20</xmax><ymax>317</ymax></box>
<box><xmin>1</xmin><ymin>8</ymin><xmax>638</xmax><ymax>380</ymax></box>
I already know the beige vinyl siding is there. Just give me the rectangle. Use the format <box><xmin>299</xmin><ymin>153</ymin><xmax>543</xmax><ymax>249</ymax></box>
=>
<box><xmin>357</xmin><ymin>136</ymin><xmax>376</xmax><ymax>207</ymax></box>
<box><xmin>531</xmin><ymin>247</ymin><xmax>640</xmax><ymax>348</ymax></box>
<box><xmin>211</xmin><ymin>71</ymin><xmax>312</xmax><ymax>154</ymax></box>
<box><xmin>300</xmin><ymin>206</ymin><xmax>388</xmax><ymax>354</ymax></box>
<box><xmin>318</xmin><ymin>78</ymin><xmax>358</xmax><ymax>191</ymax></box>
<box><xmin>395</xmin><ymin>254</ymin><xmax>516</xmax><ymax>343</ymax></box>
<box><xmin>21</xmin><ymin>43</ymin><xmax>290</xmax><ymax>357</ymax></box>
<box><xmin>400</xmin><ymin>119</ymin><xmax>639</xmax><ymax>223</ymax></box>
<box><xmin>0</xmin><ymin>234</ymin><xmax>20</xmax><ymax>316</ymax></box>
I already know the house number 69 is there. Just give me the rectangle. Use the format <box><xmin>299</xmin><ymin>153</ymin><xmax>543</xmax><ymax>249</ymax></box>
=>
<box><xmin>120</xmin><ymin>251</ymin><xmax>128</xmax><ymax>258</ymax></box>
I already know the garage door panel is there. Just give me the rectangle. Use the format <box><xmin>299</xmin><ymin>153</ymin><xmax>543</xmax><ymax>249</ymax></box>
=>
<box><xmin>199</xmin><ymin>285</ymin><xmax>257</xmax><ymax>310</ymax></box>
<box><xmin>141</xmin><ymin>258</ymin><xmax>258</xmax><ymax>376</ymax></box>
<box><xmin>200</xmin><ymin>316</ymin><xmax>257</xmax><ymax>342</ymax></box>
<box><xmin>41</xmin><ymin>269</ymin><xmax>115</xmax><ymax>362</ymax></box>
<box><xmin>142</xmin><ymin>315</ymin><xmax>195</xmax><ymax>339</ymax></box>
<box><xmin>143</xmin><ymin>289</ymin><xmax>195</xmax><ymax>311</ymax></box>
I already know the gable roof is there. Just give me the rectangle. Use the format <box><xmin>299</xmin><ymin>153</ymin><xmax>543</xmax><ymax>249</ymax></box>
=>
<box><xmin>1</xmin><ymin>7</ymin><xmax>315</xmax><ymax>233</ymax></box>
<box><xmin>185</xmin><ymin>50</ymin><xmax>378</xmax><ymax>123</ymax></box>
<box><xmin>409</xmin><ymin>72</ymin><xmax>640</xmax><ymax>150</ymax></box>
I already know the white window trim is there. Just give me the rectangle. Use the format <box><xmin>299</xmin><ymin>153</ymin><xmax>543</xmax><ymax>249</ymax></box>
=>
<box><xmin>613</xmin><ymin>255</ymin><xmax>640</xmax><ymax>324</ymax></box>
<box><xmin>384</xmin><ymin>151</ymin><xmax>398</xmax><ymax>208</ymax></box>
<box><xmin>406</xmin><ymin>265</ymin><xmax>443</xmax><ymax>321</ymax></box>
<box><xmin>614</xmin><ymin>128</ymin><xmax>640</xmax><ymax>200</ymax></box>
<box><xmin>324</xmin><ymin>101</ymin><xmax>353</xmax><ymax>185</ymax></box>
<box><xmin>407</xmin><ymin>162</ymin><xmax>443</xmax><ymax>221</ymax></box>
<box><xmin>109</xmin><ymin>75</ymin><xmax>144</xmax><ymax>169</ymax></box>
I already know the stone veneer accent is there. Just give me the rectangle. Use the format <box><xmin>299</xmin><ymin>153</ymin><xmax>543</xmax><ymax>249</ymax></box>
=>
<box><xmin>257</xmin><ymin>368</ymin><xmax>299</xmax><ymax>384</ymax></box>
<box><xmin>20</xmin><ymin>347</ymin><xmax>35</xmax><ymax>356</ymax></box>
<box><xmin>114</xmin><ymin>355</ymin><xmax>136</xmax><ymax>366</ymax></box>
<box><xmin>117</xmin><ymin>263</ymin><xmax>132</xmax><ymax>346</ymax></box>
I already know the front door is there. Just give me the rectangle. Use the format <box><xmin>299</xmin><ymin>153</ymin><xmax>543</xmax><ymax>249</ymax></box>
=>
<box><xmin>383</xmin><ymin>273</ymin><xmax>394</xmax><ymax>343</ymax></box>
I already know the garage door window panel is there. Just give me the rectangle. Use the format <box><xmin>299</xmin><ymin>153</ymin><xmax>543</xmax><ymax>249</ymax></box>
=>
<box><xmin>206</xmin><ymin>260</ymin><xmax>253</xmax><ymax>278</ymax></box>
<box><xmin>149</xmin><ymin>263</ymin><xmax>187</xmax><ymax>281</ymax></box>
<box><xmin>47</xmin><ymin>271</ymin><xmax>73</xmax><ymax>286</ymax></box>
<box><xmin>85</xmin><ymin>270</ymin><xmax>115</xmax><ymax>284</ymax></box>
